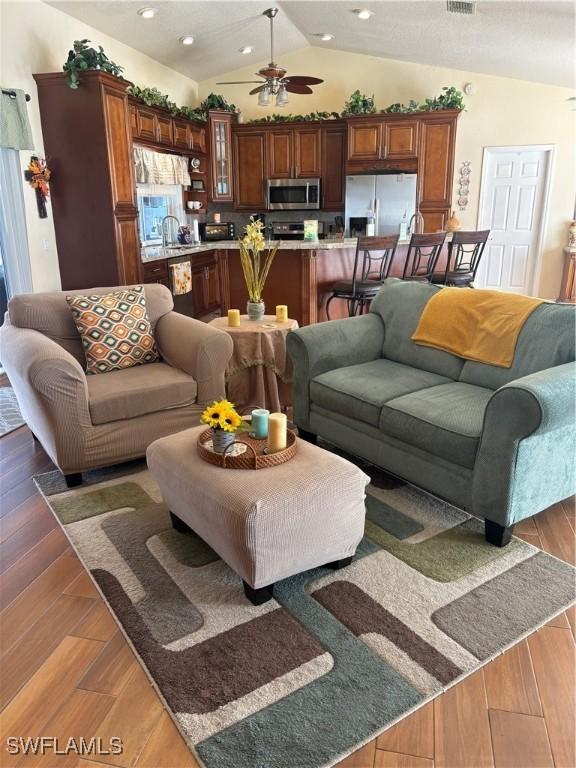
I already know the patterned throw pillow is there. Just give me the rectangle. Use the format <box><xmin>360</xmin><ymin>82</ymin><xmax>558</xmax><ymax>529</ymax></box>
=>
<box><xmin>66</xmin><ymin>286</ymin><xmax>159</xmax><ymax>375</ymax></box>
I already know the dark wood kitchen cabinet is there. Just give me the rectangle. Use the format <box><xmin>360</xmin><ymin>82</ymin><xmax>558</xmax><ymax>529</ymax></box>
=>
<box><xmin>233</xmin><ymin>129</ymin><xmax>268</xmax><ymax>210</ymax></box>
<box><xmin>321</xmin><ymin>124</ymin><xmax>346</xmax><ymax>210</ymax></box>
<box><xmin>34</xmin><ymin>70</ymin><xmax>141</xmax><ymax>289</ymax></box>
<box><xmin>209</xmin><ymin>110</ymin><xmax>234</xmax><ymax>202</ymax></box>
<box><xmin>266</xmin><ymin>126</ymin><xmax>321</xmax><ymax>178</ymax></box>
<box><xmin>385</xmin><ymin>121</ymin><xmax>418</xmax><ymax>159</ymax></box>
<box><xmin>347</xmin><ymin>120</ymin><xmax>382</xmax><ymax>162</ymax></box>
<box><xmin>294</xmin><ymin>127</ymin><xmax>321</xmax><ymax>177</ymax></box>
<box><xmin>418</xmin><ymin>115</ymin><xmax>458</xmax><ymax>231</ymax></box>
<box><xmin>267</xmin><ymin>130</ymin><xmax>293</xmax><ymax>178</ymax></box>
<box><xmin>192</xmin><ymin>253</ymin><xmax>221</xmax><ymax>318</ymax></box>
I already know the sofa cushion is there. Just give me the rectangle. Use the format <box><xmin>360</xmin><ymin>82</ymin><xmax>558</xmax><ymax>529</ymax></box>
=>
<box><xmin>87</xmin><ymin>362</ymin><xmax>197</xmax><ymax>425</ymax></box>
<box><xmin>459</xmin><ymin>302</ymin><xmax>576</xmax><ymax>390</ymax></box>
<box><xmin>379</xmin><ymin>382</ymin><xmax>493</xmax><ymax>469</ymax></box>
<box><xmin>310</xmin><ymin>359</ymin><xmax>451</xmax><ymax>428</ymax></box>
<box><xmin>369</xmin><ymin>279</ymin><xmax>465</xmax><ymax>380</ymax></box>
<box><xmin>8</xmin><ymin>284</ymin><xmax>173</xmax><ymax>365</ymax></box>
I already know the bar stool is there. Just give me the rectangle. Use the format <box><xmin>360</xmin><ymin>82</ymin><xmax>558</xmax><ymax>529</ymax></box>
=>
<box><xmin>431</xmin><ymin>230</ymin><xmax>490</xmax><ymax>287</ymax></box>
<box><xmin>402</xmin><ymin>232</ymin><xmax>447</xmax><ymax>282</ymax></box>
<box><xmin>326</xmin><ymin>235</ymin><xmax>399</xmax><ymax>319</ymax></box>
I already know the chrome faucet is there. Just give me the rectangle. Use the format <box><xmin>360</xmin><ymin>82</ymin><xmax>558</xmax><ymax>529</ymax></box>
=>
<box><xmin>161</xmin><ymin>215</ymin><xmax>181</xmax><ymax>248</ymax></box>
<box><xmin>408</xmin><ymin>209</ymin><xmax>424</xmax><ymax>236</ymax></box>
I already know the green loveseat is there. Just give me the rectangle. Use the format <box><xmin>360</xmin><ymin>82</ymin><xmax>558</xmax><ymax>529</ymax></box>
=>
<box><xmin>286</xmin><ymin>279</ymin><xmax>576</xmax><ymax>545</ymax></box>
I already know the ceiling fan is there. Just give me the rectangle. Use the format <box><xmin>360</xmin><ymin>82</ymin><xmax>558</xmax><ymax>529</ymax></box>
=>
<box><xmin>217</xmin><ymin>7</ymin><xmax>323</xmax><ymax>107</ymax></box>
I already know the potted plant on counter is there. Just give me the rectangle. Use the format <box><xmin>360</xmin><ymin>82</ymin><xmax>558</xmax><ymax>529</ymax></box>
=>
<box><xmin>239</xmin><ymin>217</ymin><xmax>278</xmax><ymax>321</ymax></box>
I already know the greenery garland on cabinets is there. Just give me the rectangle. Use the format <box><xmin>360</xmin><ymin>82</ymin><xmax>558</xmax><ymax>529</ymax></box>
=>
<box><xmin>63</xmin><ymin>40</ymin><xmax>124</xmax><ymax>89</ymax></box>
<box><xmin>382</xmin><ymin>87</ymin><xmax>465</xmax><ymax>114</ymax></box>
<box><xmin>249</xmin><ymin>110</ymin><xmax>341</xmax><ymax>124</ymax></box>
<box><xmin>246</xmin><ymin>87</ymin><xmax>464</xmax><ymax>123</ymax></box>
<box><xmin>125</xmin><ymin>85</ymin><xmax>237</xmax><ymax>121</ymax></box>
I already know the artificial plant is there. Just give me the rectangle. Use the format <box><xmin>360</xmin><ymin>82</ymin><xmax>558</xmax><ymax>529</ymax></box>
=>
<box><xmin>63</xmin><ymin>40</ymin><xmax>124</xmax><ymax>88</ymax></box>
<box><xmin>341</xmin><ymin>90</ymin><xmax>376</xmax><ymax>116</ymax></box>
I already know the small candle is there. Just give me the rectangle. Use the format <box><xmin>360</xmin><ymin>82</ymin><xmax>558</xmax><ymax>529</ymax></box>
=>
<box><xmin>251</xmin><ymin>408</ymin><xmax>269</xmax><ymax>439</ymax></box>
<box><xmin>228</xmin><ymin>309</ymin><xmax>241</xmax><ymax>327</ymax></box>
<box><xmin>267</xmin><ymin>413</ymin><xmax>287</xmax><ymax>453</ymax></box>
<box><xmin>213</xmin><ymin>212</ymin><xmax>221</xmax><ymax>223</ymax></box>
<box><xmin>276</xmin><ymin>305</ymin><xmax>288</xmax><ymax>323</ymax></box>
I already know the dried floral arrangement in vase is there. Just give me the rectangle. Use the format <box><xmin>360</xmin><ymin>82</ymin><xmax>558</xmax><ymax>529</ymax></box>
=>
<box><xmin>238</xmin><ymin>217</ymin><xmax>278</xmax><ymax>321</ymax></box>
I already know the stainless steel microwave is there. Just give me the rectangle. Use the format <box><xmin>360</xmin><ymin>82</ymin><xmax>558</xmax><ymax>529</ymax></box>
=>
<box><xmin>267</xmin><ymin>178</ymin><xmax>320</xmax><ymax>210</ymax></box>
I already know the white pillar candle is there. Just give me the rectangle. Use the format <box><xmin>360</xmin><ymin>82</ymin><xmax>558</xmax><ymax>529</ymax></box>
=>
<box><xmin>228</xmin><ymin>309</ymin><xmax>241</xmax><ymax>327</ymax></box>
<box><xmin>267</xmin><ymin>413</ymin><xmax>287</xmax><ymax>453</ymax></box>
<box><xmin>276</xmin><ymin>304</ymin><xmax>288</xmax><ymax>323</ymax></box>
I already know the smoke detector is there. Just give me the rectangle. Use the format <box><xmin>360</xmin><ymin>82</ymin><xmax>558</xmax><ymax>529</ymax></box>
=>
<box><xmin>446</xmin><ymin>1</ymin><xmax>476</xmax><ymax>14</ymax></box>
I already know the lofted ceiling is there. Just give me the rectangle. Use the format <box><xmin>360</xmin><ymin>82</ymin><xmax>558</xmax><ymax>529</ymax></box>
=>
<box><xmin>45</xmin><ymin>1</ymin><xmax>574</xmax><ymax>88</ymax></box>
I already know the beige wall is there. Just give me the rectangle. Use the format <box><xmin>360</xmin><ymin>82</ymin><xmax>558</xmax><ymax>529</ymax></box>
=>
<box><xmin>1</xmin><ymin>0</ymin><xmax>199</xmax><ymax>292</ymax></box>
<box><xmin>200</xmin><ymin>47</ymin><xmax>576</xmax><ymax>298</ymax></box>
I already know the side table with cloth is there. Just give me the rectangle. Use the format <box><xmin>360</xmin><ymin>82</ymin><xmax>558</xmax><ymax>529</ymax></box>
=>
<box><xmin>208</xmin><ymin>315</ymin><xmax>298</xmax><ymax>412</ymax></box>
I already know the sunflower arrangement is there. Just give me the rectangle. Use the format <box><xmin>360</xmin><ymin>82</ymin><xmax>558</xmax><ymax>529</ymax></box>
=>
<box><xmin>238</xmin><ymin>217</ymin><xmax>278</xmax><ymax>303</ymax></box>
<box><xmin>200</xmin><ymin>399</ymin><xmax>249</xmax><ymax>433</ymax></box>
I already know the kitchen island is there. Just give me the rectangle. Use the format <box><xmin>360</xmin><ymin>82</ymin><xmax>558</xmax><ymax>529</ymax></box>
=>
<box><xmin>142</xmin><ymin>239</ymin><xmax>359</xmax><ymax>326</ymax></box>
<box><xmin>141</xmin><ymin>236</ymin><xmax>450</xmax><ymax>325</ymax></box>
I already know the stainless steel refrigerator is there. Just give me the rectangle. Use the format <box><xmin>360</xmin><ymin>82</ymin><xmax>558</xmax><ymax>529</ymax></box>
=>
<box><xmin>345</xmin><ymin>173</ymin><xmax>417</xmax><ymax>237</ymax></box>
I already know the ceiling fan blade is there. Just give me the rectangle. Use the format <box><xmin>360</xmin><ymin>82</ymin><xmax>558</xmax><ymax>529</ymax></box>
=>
<box><xmin>249</xmin><ymin>85</ymin><xmax>266</xmax><ymax>95</ymax></box>
<box><xmin>216</xmin><ymin>80</ymin><xmax>264</xmax><ymax>85</ymax></box>
<box><xmin>285</xmin><ymin>83</ymin><xmax>313</xmax><ymax>95</ymax></box>
<box><xmin>285</xmin><ymin>76</ymin><xmax>324</xmax><ymax>85</ymax></box>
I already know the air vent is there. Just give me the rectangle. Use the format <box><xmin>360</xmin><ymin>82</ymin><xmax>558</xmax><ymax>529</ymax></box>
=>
<box><xmin>446</xmin><ymin>1</ymin><xmax>476</xmax><ymax>14</ymax></box>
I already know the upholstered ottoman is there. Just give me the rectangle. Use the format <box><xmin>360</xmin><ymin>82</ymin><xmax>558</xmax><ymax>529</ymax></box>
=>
<box><xmin>146</xmin><ymin>425</ymin><xmax>370</xmax><ymax>604</ymax></box>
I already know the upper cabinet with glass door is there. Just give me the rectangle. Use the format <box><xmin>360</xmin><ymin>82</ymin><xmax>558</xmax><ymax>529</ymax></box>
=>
<box><xmin>209</xmin><ymin>111</ymin><xmax>235</xmax><ymax>202</ymax></box>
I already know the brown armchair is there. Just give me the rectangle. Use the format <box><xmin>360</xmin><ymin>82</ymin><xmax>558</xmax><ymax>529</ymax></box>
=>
<box><xmin>0</xmin><ymin>284</ymin><xmax>233</xmax><ymax>485</ymax></box>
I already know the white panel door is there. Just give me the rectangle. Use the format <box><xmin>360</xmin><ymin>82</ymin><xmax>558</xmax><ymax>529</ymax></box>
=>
<box><xmin>476</xmin><ymin>148</ymin><xmax>551</xmax><ymax>294</ymax></box>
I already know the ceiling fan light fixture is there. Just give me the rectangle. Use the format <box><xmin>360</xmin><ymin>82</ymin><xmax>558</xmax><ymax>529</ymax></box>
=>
<box><xmin>353</xmin><ymin>8</ymin><xmax>374</xmax><ymax>20</ymax></box>
<box><xmin>258</xmin><ymin>86</ymin><xmax>271</xmax><ymax>107</ymax></box>
<box><xmin>239</xmin><ymin>45</ymin><xmax>254</xmax><ymax>54</ymax></box>
<box><xmin>276</xmin><ymin>84</ymin><xmax>289</xmax><ymax>106</ymax></box>
<box><xmin>137</xmin><ymin>7</ymin><xmax>157</xmax><ymax>19</ymax></box>
<box><xmin>179</xmin><ymin>35</ymin><xmax>195</xmax><ymax>45</ymax></box>
<box><xmin>316</xmin><ymin>33</ymin><xmax>334</xmax><ymax>41</ymax></box>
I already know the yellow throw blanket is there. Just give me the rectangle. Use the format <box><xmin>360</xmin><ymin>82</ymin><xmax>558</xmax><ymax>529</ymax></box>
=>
<box><xmin>411</xmin><ymin>288</ymin><xmax>545</xmax><ymax>368</ymax></box>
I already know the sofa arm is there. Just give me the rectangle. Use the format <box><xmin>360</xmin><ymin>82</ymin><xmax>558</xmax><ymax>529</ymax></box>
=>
<box><xmin>286</xmin><ymin>313</ymin><xmax>385</xmax><ymax>430</ymax></box>
<box><xmin>155</xmin><ymin>311</ymin><xmax>233</xmax><ymax>404</ymax></box>
<box><xmin>473</xmin><ymin>362</ymin><xmax>576</xmax><ymax>527</ymax></box>
<box><xmin>0</xmin><ymin>322</ymin><xmax>91</xmax><ymax>467</ymax></box>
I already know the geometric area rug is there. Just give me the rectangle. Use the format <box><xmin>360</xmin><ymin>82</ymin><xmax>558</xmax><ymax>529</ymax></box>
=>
<box><xmin>0</xmin><ymin>386</ymin><xmax>25</xmax><ymax>437</ymax></box>
<box><xmin>35</xmin><ymin>462</ymin><xmax>576</xmax><ymax>768</ymax></box>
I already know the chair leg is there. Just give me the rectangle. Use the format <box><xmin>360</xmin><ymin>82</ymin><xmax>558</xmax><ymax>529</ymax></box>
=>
<box><xmin>64</xmin><ymin>473</ymin><xmax>82</xmax><ymax>488</ymax></box>
<box><xmin>485</xmin><ymin>519</ymin><xmax>514</xmax><ymax>547</ymax></box>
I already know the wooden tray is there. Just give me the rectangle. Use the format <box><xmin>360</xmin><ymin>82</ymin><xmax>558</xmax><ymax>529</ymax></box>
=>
<box><xmin>197</xmin><ymin>428</ymin><xmax>297</xmax><ymax>470</ymax></box>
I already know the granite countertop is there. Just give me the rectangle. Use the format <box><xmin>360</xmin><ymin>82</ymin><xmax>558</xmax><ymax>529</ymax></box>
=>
<box><xmin>141</xmin><ymin>238</ymin><xmax>359</xmax><ymax>263</ymax></box>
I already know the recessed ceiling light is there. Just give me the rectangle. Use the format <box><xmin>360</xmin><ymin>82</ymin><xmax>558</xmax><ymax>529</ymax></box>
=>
<box><xmin>137</xmin><ymin>7</ymin><xmax>157</xmax><ymax>19</ymax></box>
<box><xmin>239</xmin><ymin>46</ymin><xmax>254</xmax><ymax>54</ymax></box>
<box><xmin>353</xmin><ymin>8</ymin><xmax>374</xmax><ymax>20</ymax></box>
<box><xmin>315</xmin><ymin>33</ymin><xmax>334</xmax><ymax>42</ymax></box>
<box><xmin>180</xmin><ymin>35</ymin><xmax>195</xmax><ymax>45</ymax></box>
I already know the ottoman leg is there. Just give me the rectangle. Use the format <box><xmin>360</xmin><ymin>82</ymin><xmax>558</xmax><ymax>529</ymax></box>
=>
<box><xmin>243</xmin><ymin>581</ymin><xmax>275</xmax><ymax>606</ymax></box>
<box><xmin>170</xmin><ymin>511</ymin><xmax>191</xmax><ymax>533</ymax></box>
<box><xmin>297</xmin><ymin>429</ymin><xmax>317</xmax><ymax>445</ymax></box>
<box><xmin>327</xmin><ymin>556</ymin><xmax>353</xmax><ymax>570</ymax></box>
